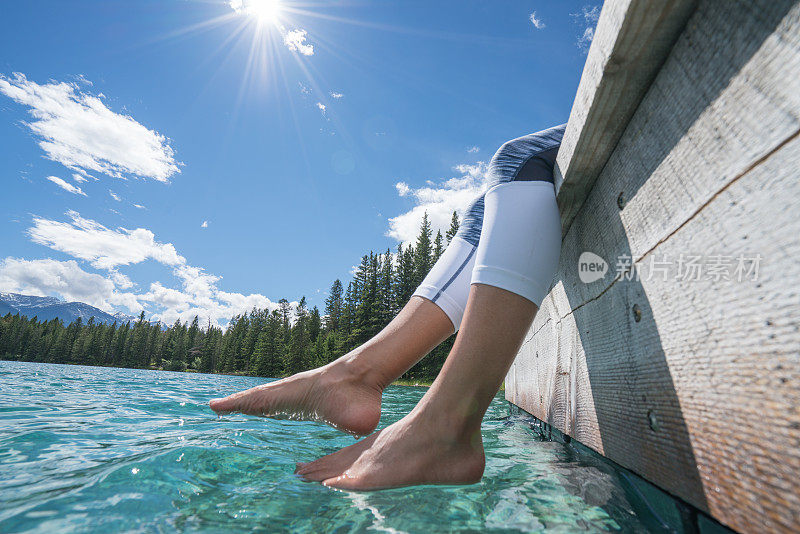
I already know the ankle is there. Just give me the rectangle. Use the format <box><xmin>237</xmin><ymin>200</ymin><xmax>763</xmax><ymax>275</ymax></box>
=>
<box><xmin>328</xmin><ymin>350</ymin><xmax>391</xmax><ymax>392</ymax></box>
<box><xmin>332</xmin><ymin>348</ymin><xmax>394</xmax><ymax>391</ymax></box>
<box><xmin>409</xmin><ymin>401</ymin><xmax>484</xmax><ymax>450</ymax></box>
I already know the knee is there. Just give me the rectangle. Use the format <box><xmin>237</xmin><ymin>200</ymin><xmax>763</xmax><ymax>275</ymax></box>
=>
<box><xmin>490</xmin><ymin>138</ymin><xmax>528</xmax><ymax>168</ymax></box>
<box><xmin>486</xmin><ymin>138</ymin><xmax>534</xmax><ymax>186</ymax></box>
<box><xmin>489</xmin><ymin>127</ymin><xmax>566</xmax><ymax>184</ymax></box>
<box><xmin>472</xmin><ymin>180</ymin><xmax>562</xmax><ymax>306</ymax></box>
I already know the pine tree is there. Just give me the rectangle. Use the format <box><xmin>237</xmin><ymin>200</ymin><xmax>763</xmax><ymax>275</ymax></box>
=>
<box><xmin>352</xmin><ymin>253</ymin><xmax>380</xmax><ymax>345</ymax></box>
<box><xmin>111</xmin><ymin>320</ymin><xmax>127</xmax><ymax>367</ymax></box>
<box><xmin>433</xmin><ymin>230</ymin><xmax>444</xmax><ymax>262</ymax></box>
<box><xmin>312</xmin><ymin>333</ymin><xmax>327</xmax><ymax>368</ymax></box>
<box><xmin>395</xmin><ymin>242</ymin><xmax>417</xmax><ymax>308</ymax></box>
<box><xmin>0</xmin><ymin>202</ymin><xmax>466</xmax><ymax>382</ymax></box>
<box><xmin>265</xmin><ymin>310</ymin><xmax>285</xmax><ymax>376</ymax></box>
<box><xmin>187</xmin><ymin>315</ymin><xmax>200</xmax><ymax>351</ymax></box>
<box><xmin>129</xmin><ymin>311</ymin><xmax>149</xmax><ymax>368</ymax></box>
<box><xmin>308</xmin><ymin>306</ymin><xmax>321</xmax><ymax>344</ymax></box>
<box><xmin>414</xmin><ymin>212</ymin><xmax>433</xmax><ymax>284</ymax></box>
<box><xmin>241</xmin><ymin>309</ymin><xmax>265</xmax><ymax>371</ymax></box>
<box><xmin>278</xmin><ymin>299</ymin><xmax>291</xmax><ymax>331</ymax></box>
<box><xmin>341</xmin><ymin>281</ymin><xmax>357</xmax><ymax>348</ymax></box>
<box><xmin>445</xmin><ymin>210</ymin><xmax>460</xmax><ymax>243</ymax></box>
<box><xmin>251</xmin><ymin>312</ymin><xmax>282</xmax><ymax>378</ymax></box>
<box><xmin>285</xmin><ymin>297</ymin><xmax>310</xmax><ymax>375</ymax></box>
<box><xmin>222</xmin><ymin>314</ymin><xmax>247</xmax><ymax>373</ymax></box>
<box><xmin>145</xmin><ymin>322</ymin><xmax>160</xmax><ymax>367</ymax></box>
<box><xmin>324</xmin><ymin>280</ymin><xmax>344</xmax><ymax>332</ymax></box>
<box><xmin>200</xmin><ymin>322</ymin><xmax>218</xmax><ymax>373</ymax></box>
<box><xmin>378</xmin><ymin>249</ymin><xmax>395</xmax><ymax>325</ymax></box>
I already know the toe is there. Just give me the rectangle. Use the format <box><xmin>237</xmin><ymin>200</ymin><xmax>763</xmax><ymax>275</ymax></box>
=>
<box><xmin>209</xmin><ymin>396</ymin><xmax>234</xmax><ymax>413</ymax></box>
<box><xmin>295</xmin><ymin>445</ymin><xmax>365</xmax><ymax>481</ymax></box>
<box><xmin>297</xmin><ymin>458</ymin><xmax>337</xmax><ymax>481</ymax></box>
<box><xmin>210</xmin><ymin>386</ymin><xmax>271</xmax><ymax>416</ymax></box>
<box><xmin>302</xmin><ymin>466</ymin><xmax>339</xmax><ymax>482</ymax></box>
<box><xmin>322</xmin><ymin>473</ymin><xmax>366</xmax><ymax>490</ymax></box>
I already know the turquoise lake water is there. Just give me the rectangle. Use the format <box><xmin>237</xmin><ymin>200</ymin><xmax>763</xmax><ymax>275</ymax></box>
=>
<box><xmin>0</xmin><ymin>361</ymin><xmax>656</xmax><ymax>532</ymax></box>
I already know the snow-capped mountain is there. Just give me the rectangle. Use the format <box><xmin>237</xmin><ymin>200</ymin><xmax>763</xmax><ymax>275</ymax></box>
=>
<box><xmin>0</xmin><ymin>292</ymin><xmax>136</xmax><ymax>326</ymax></box>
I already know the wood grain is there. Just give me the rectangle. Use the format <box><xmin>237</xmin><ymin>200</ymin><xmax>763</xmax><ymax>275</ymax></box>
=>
<box><xmin>507</xmin><ymin>0</ymin><xmax>800</xmax><ymax>531</ymax></box>
<box><xmin>554</xmin><ymin>0</ymin><xmax>698</xmax><ymax>237</ymax></box>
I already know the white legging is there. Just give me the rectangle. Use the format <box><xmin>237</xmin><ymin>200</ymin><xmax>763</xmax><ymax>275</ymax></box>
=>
<box><xmin>412</xmin><ymin>126</ymin><xmax>564</xmax><ymax>330</ymax></box>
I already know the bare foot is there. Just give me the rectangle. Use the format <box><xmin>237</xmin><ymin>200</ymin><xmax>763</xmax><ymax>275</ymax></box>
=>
<box><xmin>296</xmin><ymin>430</ymin><xmax>380</xmax><ymax>482</ymax></box>
<box><xmin>209</xmin><ymin>360</ymin><xmax>383</xmax><ymax>437</ymax></box>
<box><xmin>296</xmin><ymin>410</ymin><xmax>485</xmax><ymax>490</ymax></box>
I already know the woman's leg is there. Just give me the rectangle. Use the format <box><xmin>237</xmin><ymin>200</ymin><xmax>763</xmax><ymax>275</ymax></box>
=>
<box><xmin>209</xmin><ymin>296</ymin><xmax>455</xmax><ymax>436</ymax></box>
<box><xmin>296</xmin><ymin>284</ymin><xmax>538</xmax><ymax>488</ymax></box>
<box><xmin>208</xmin><ymin>173</ymin><xmax>485</xmax><ymax>435</ymax></box>
<box><xmin>209</xmin><ymin>215</ymin><xmax>488</xmax><ymax>436</ymax></box>
<box><xmin>297</xmin><ymin>126</ymin><xmax>565</xmax><ymax>488</ymax></box>
<box><xmin>211</xmin><ymin>124</ymin><xmax>565</xmax><ymax>440</ymax></box>
<box><xmin>208</xmin><ymin>236</ymin><xmax>482</xmax><ymax>436</ymax></box>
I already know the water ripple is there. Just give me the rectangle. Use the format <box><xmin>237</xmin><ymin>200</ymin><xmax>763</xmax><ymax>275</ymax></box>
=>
<box><xmin>0</xmin><ymin>361</ymin><xmax>651</xmax><ymax>532</ymax></box>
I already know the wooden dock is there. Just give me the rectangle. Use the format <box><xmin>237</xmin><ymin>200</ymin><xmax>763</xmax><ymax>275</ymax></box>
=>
<box><xmin>504</xmin><ymin>0</ymin><xmax>800</xmax><ymax>532</ymax></box>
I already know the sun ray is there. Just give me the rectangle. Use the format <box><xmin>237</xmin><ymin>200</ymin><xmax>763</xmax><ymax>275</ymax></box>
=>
<box><xmin>231</xmin><ymin>0</ymin><xmax>286</xmax><ymax>27</ymax></box>
<box><xmin>287</xmin><ymin>6</ymin><xmax>539</xmax><ymax>49</ymax></box>
<box><xmin>132</xmin><ymin>0</ymin><xmax>527</xmax><ymax>150</ymax></box>
<box><xmin>273</xmin><ymin>49</ymin><xmax>318</xmax><ymax>195</ymax></box>
<box><xmin>132</xmin><ymin>13</ymin><xmax>240</xmax><ymax>51</ymax></box>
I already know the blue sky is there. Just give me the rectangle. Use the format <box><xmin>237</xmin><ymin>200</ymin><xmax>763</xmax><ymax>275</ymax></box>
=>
<box><xmin>0</xmin><ymin>0</ymin><xmax>601</xmax><ymax>326</ymax></box>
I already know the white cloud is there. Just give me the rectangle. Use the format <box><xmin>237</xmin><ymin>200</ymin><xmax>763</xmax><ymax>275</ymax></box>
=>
<box><xmin>46</xmin><ymin>175</ymin><xmax>86</xmax><ymax>196</ymax></box>
<box><xmin>201</xmin><ymin>220</ymin><xmax>208</xmax><ymax>228</ymax></box>
<box><xmin>330</xmin><ymin>92</ymin><xmax>344</xmax><ymax>99</ymax></box>
<box><xmin>572</xmin><ymin>5</ymin><xmax>601</xmax><ymax>51</ymax></box>
<box><xmin>0</xmin><ymin>258</ymin><xmax>140</xmax><ymax>313</ymax></box>
<box><xmin>173</xmin><ymin>264</ymin><xmax>218</xmax><ymax>300</ymax></box>
<box><xmin>28</xmin><ymin>211</ymin><xmax>184</xmax><ymax>270</ymax></box>
<box><xmin>16</xmin><ymin>211</ymin><xmax>285</xmax><ymax>327</ymax></box>
<box><xmin>142</xmin><ymin>281</ymin><xmax>193</xmax><ymax>311</ymax></box>
<box><xmin>109</xmin><ymin>189</ymin><xmax>121</xmax><ymax>202</ymax></box>
<box><xmin>73</xmin><ymin>168</ymin><xmax>97</xmax><ymax>181</ymax></box>
<box><xmin>133</xmin><ymin>203</ymin><xmax>146</xmax><ymax>210</ymax></box>
<box><xmin>283</xmin><ymin>29</ymin><xmax>314</xmax><ymax>56</ymax></box>
<box><xmin>109</xmin><ymin>269</ymin><xmax>134</xmax><ymax>290</ymax></box>
<box><xmin>228</xmin><ymin>0</ymin><xmax>245</xmax><ymax>14</ymax></box>
<box><xmin>578</xmin><ymin>27</ymin><xmax>595</xmax><ymax>50</ymax></box>
<box><xmin>72</xmin><ymin>74</ymin><xmax>93</xmax><ymax>87</ymax></box>
<box><xmin>529</xmin><ymin>12</ymin><xmax>545</xmax><ymax>29</ymax></box>
<box><xmin>138</xmin><ymin>267</ymin><xmax>286</xmax><ymax>327</ymax></box>
<box><xmin>0</xmin><ymin>73</ymin><xmax>180</xmax><ymax>182</ymax></box>
<box><xmin>316</xmin><ymin>102</ymin><xmax>327</xmax><ymax>118</ymax></box>
<box><xmin>298</xmin><ymin>82</ymin><xmax>312</xmax><ymax>95</ymax></box>
<box><xmin>395</xmin><ymin>182</ymin><xmax>411</xmax><ymax>197</ymax></box>
<box><xmin>579</xmin><ymin>5</ymin><xmax>601</xmax><ymax>22</ymax></box>
<box><xmin>72</xmin><ymin>173</ymin><xmax>88</xmax><ymax>183</ymax></box>
<box><xmin>387</xmin><ymin>162</ymin><xmax>490</xmax><ymax>244</ymax></box>
<box><xmin>467</xmin><ymin>146</ymin><xmax>480</xmax><ymax>153</ymax></box>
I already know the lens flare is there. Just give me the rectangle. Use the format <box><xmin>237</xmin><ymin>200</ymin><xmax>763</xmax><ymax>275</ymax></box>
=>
<box><xmin>247</xmin><ymin>0</ymin><xmax>282</xmax><ymax>24</ymax></box>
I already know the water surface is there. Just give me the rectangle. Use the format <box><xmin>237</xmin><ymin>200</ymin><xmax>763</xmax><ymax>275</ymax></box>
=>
<box><xmin>0</xmin><ymin>361</ymin><xmax>654</xmax><ymax>532</ymax></box>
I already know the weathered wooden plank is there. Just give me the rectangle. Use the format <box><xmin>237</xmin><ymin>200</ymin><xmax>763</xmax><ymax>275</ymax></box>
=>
<box><xmin>513</xmin><ymin>133</ymin><xmax>800</xmax><ymax>534</ymax></box>
<box><xmin>508</xmin><ymin>0</ymin><xmax>800</xmax><ymax>531</ymax></box>
<box><xmin>554</xmin><ymin>0</ymin><xmax>698</xmax><ymax>237</ymax></box>
<box><xmin>558</xmin><ymin>0</ymin><xmax>800</xmax><ymax>314</ymax></box>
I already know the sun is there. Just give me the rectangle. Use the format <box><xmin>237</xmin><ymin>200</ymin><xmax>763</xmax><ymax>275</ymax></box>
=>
<box><xmin>245</xmin><ymin>0</ymin><xmax>282</xmax><ymax>25</ymax></box>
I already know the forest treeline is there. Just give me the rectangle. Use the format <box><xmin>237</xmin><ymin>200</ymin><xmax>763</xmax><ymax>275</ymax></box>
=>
<box><xmin>0</xmin><ymin>212</ymin><xmax>461</xmax><ymax>382</ymax></box>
